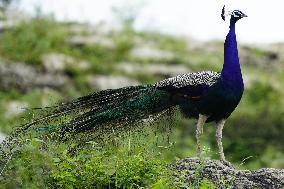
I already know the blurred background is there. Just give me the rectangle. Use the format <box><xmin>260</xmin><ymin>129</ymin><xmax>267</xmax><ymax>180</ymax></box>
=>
<box><xmin>1</xmin><ymin>0</ymin><xmax>284</xmax><ymax>170</ymax></box>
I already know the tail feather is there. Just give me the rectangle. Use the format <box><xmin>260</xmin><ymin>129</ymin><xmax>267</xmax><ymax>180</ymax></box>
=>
<box><xmin>57</xmin><ymin>86</ymin><xmax>144</xmax><ymax>111</ymax></box>
<box><xmin>17</xmin><ymin>84</ymin><xmax>175</xmax><ymax>134</ymax></box>
<box><xmin>62</xmin><ymin>85</ymin><xmax>175</xmax><ymax>133</ymax></box>
<box><xmin>19</xmin><ymin>85</ymin><xmax>149</xmax><ymax>132</ymax></box>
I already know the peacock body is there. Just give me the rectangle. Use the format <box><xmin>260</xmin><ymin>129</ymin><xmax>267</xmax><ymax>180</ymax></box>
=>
<box><xmin>2</xmin><ymin>6</ymin><xmax>247</xmax><ymax>164</ymax></box>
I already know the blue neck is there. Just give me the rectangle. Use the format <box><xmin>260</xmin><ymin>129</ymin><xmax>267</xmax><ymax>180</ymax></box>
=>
<box><xmin>221</xmin><ymin>21</ymin><xmax>243</xmax><ymax>90</ymax></box>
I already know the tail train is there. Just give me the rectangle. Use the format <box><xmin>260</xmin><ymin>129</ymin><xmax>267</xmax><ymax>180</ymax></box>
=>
<box><xmin>20</xmin><ymin>84</ymin><xmax>176</xmax><ymax>134</ymax></box>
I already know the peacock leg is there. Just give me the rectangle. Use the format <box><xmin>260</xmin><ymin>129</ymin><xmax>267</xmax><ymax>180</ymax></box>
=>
<box><xmin>196</xmin><ymin>114</ymin><xmax>207</xmax><ymax>159</ymax></box>
<box><xmin>216</xmin><ymin>119</ymin><xmax>226</xmax><ymax>161</ymax></box>
<box><xmin>216</xmin><ymin>119</ymin><xmax>234</xmax><ymax>168</ymax></box>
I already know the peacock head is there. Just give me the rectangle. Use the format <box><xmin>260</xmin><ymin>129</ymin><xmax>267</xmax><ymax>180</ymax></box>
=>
<box><xmin>221</xmin><ymin>5</ymin><xmax>247</xmax><ymax>24</ymax></box>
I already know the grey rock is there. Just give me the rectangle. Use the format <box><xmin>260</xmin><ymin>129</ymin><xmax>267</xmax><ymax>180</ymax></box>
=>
<box><xmin>171</xmin><ymin>158</ymin><xmax>284</xmax><ymax>189</ymax></box>
<box><xmin>270</xmin><ymin>43</ymin><xmax>284</xmax><ymax>62</ymax></box>
<box><xmin>40</xmin><ymin>88</ymin><xmax>62</xmax><ymax>107</ymax></box>
<box><xmin>0</xmin><ymin>8</ymin><xmax>31</xmax><ymax>31</ymax></box>
<box><xmin>0</xmin><ymin>133</ymin><xmax>6</xmax><ymax>144</ymax></box>
<box><xmin>117</xmin><ymin>62</ymin><xmax>191</xmax><ymax>77</ymax></box>
<box><xmin>130</xmin><ymin>45</ymin><xmax>175</xmax><ymax>60</ymax></box>
<box><xmin>93</xmin><ymin>22</ymin><xmax>123</xmax><ymax>36</ymax></box>
<box><xmin>4</xmin><ymin>101</ymin><xmax>29</xmax><ymax>118</ymax></box>
<box><xmin>68</xmin><ymin>24</ymin><xmax>95</xmax><ymax>35</ymax></box>
<box><xmin>0</xmin><ymin>61</ymin><xmax>70</xmax><ymax>92</ymax></box>
<box><xmin>0</xmin><ymin>21</ymin><xmax>15</xmax><ymax>31</ymax></box>
<box><xmin>69</xmin><ymin>22</ymin><xmax>122</xmax><ymax>36</ymax></box>
<box><xmin>66</xmin><ymin>22</ymin><xmax>123</xmax><ymax>54</ymax></box>
<box><xmin>67</xmin><ymin>35</ymin><xmax>115</xmax><ymax>49</ymax></box>
<box><xmin>239</xmin><ymin>46</ymin><xmax>279</xmax><ymax>67</ymax></box>
<box><xmin>242</xmin><ymin>74</ymin><xmax>257</xmax><ymax>89</ymax></box>
<box><xmin>4</xmin><ymin>8</ymin><xmax>31</xmax><ymax>23</ymax></box>
<box><xmin>41</xmin><ymin>53</ymin><xmax>90</xmax><ymax>72</ymax></box>
<box><xmin>87</xmin><ymin>75</ymin><xmax>140</xmax><ymax>90</ymax></box>
<box><xmin>188</xmin><ymin>40</ymin><xmax>223</xmax><ymax>55</ymax></box>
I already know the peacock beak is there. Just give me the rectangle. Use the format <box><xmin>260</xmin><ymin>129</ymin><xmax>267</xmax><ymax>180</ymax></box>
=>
<box><xmin>242</xmin><ymin>14</ymin><xmax>248</xmax><ymax>18</ymax></box>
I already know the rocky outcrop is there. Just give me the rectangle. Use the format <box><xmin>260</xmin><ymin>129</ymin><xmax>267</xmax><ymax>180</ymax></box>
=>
<box><xmin>117</xmin><ymin>62</ymin><xmax>191</xmax><ymax>77</ymax></box>
<box><xmin>66</xmin><ymin>22</ymin><xmax>122</xmax><ymax>49</ymax></box>
<box><xmin>239</xmin><ymin>46</ymin><xmax>279</xmax><ymax>67</ymax></box>
<box><xmin>68</xmin><ymin>22</ymin><xmax>122</xmax><ymax>36</ymax></box>
<box><xmin>0</xmin><ymin>133</ymin><xmax>5</xmax><ymax>144</ymax></box>
<box><xmin>4</xmin><ymin>101</ymin><xmax>29</xmax><ymax>118</ymax></box>
<box><xmin>0</xmin><ymin>61</ymin><xmax>70</xmax><ymax>92</ymax></box>
<box><xmin>130</xmin><ymin>45</ymin><xmax>175</xmax><ymax>60</ymax></box>
<box><xmin>172</xmin><ymin>158</ymin><xmax>284</xmax><ymax>189</ymax></box>
<box><xmin>87</xmin><ymin>75</ymin><xmax>140</xmax><ymax>90</ymax></box>
<box><xmin>67</xmin><ymin>35</ymin><xmax>115</xmax><ymax>49</ymax></box>
<box><xmin>0</xmin><ymin>9</ymin><xmax>31</xmax><ymax>31</ymax></box>
<box><xmin>41</xmin><ymin>53</ymin><xmax>90</xmax><ymax>72</ymax></box>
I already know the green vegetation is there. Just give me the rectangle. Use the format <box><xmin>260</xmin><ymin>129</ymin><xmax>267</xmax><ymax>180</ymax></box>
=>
<box><xmin>0</xmin><ymin>19</ymin><xmax>67</xmax><ymax>64</ymax></box>
<box><xmin>0</xmin><ymin>17</ymin><xmax>284</xmax><ymax>188</ymax></box>
<box><xmin>0</xmin><ymin>128</ymin><xmax>218</xmax><ymax>188</ymax></box>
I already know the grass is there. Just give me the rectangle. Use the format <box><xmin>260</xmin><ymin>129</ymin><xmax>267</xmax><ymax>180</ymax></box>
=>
<box><xmin>0</xmin><ymin>126</ymin><xmax>219</xmax><ymax>189</ymax></box>
<box><xmin>0</xmin><ymin>19</ymin><xmax>67</xmax><ymax>65</ymax></box>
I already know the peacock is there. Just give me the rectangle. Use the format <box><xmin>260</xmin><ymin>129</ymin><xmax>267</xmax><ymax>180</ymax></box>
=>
<box><xmin>2</xmin><ymin>6</ymin><xmax>247</xmax><ymax>165</ymax></box>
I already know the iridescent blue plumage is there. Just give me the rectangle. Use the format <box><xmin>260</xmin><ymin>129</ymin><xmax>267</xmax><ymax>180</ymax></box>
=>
<box><xmin>156</xmin><ymin>13</ymin><xmax>245</xmax><ymax>123</ymax></box>
<box><xmin>13</xmin><ymin>7</ymin><xmax>247</xmax><ymax>164</ymax></box>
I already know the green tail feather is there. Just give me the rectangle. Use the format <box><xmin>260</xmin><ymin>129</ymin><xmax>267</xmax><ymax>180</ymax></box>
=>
<box><xmin>15</xmin><ymin>84</ymin><xmax>175</xmax><ymax>134</ymax></box>
<box><xmin>62</xmin><ymin>85</ymin><xmax>175</xmax><ymax>132</ymax></box>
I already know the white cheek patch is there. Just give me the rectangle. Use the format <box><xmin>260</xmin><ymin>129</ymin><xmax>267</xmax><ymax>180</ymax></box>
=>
<box><xmin>232</xmin><ymin>12</ymin><xmax>238</xmax><ymax>18</ymax></box>
<box><xmin>232</xmin><ymin>10</ymin><xmax>244</xmax><ymax>18</ymax></box>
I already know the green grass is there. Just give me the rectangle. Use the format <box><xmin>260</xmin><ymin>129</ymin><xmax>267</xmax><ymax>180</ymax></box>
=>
<box><xmin>0</xmin><ymin>126</ymin><xmax>219</xmax><ymax>189</ymax></box>
<box><xmin>0</xmin><ymin>19</ymin><xmax>67</xmax><ymax>65</ymax></box>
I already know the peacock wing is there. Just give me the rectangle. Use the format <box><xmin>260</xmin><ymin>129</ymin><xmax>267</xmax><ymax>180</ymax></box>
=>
<box><xmin>155</xmin><ymin>71</ymin><xmax>221</xmax><ymax>100</ymax></box>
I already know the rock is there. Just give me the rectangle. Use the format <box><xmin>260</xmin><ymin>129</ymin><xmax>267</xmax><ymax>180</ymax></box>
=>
<box><xmin>0</xmin><ymin>21</ymin><xmax>15</xmax><ymax>31</ymax></box>
<box><xmin>117</xmin><ymin>62</ymin><xmax>191</xmax><ymax>77</ymax></box>
<box><xmin>171</xmin><ymin>158</ymin><xmax>284</xmax><ymax>189</ymax></box>
<box><xmin>69</xmin><ymin>22</ymin><xmax>122</xmax><ymax>36</ymax></box>
<box><xmin>239</xmin><ymin>46</ymin><xmax>279</xmax><ymax>67</ymax></box>
<box><xmin>0</xmin><ymin>8</ymin><xmax>31</xmax><ymax>31</ymax></box>
<box><xmin>270</xmin><ymin>43</ymin><xmax>284</xmax><ymax>62</ymax></box>
<box><xmin>40</xmin><ymin>88</ymin><xmax>62</xmax><ymax>107</ymax></box>
<box><xmin>68</xmin><ymin>24</ymin><xmax>94</xmax><ymax>35</ymax></box>
<box><xmin>67</xmin><ymin>35</ymin><xmax>115</xmax><ymax>49</ymax></box>
<box><xmin>94</xmin><ymin>22</ymin><xmax>123</xmax><ymax>36</ymax></box>
<box><xmin>87</xmin><ymin>75</ymin><xmax>140</xmax><ymax>90</ymax></box>
<box><xmin>242</xmin><ymin>74</ymin><xmax>257</xmax><ymax>89</ymax></box>
<box><xmin>188</xmin><ymin>40</ymin><xmax>223</xmax><ymax>55</ymax></box>
<box><xmin>4</xmin><ymin>101</ymin><xmax>29</xmax><ymax>118</ymax></box>
<box><xmin>4</xmin><ymin>8</ymin><xmax>31</xmax><ymax>23</ymax></box>
<box><xmin>0</xmin><ymin>61</ymin><xmax>70</xmax><ymax>92</ymax></box>
<box><xmin>41</xmin><ymin>53</ymin><xmax>90</xmax><ymax>72</ymax></box>
<box><xmin>0</xmin><ymin>133</ymin><xmax>6</xmax><ymax>144</ymax></box>
<box><xmin>130</xmin><ymin>45</ymin><xmax>175</xmax><ymax>60</ymax></box>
